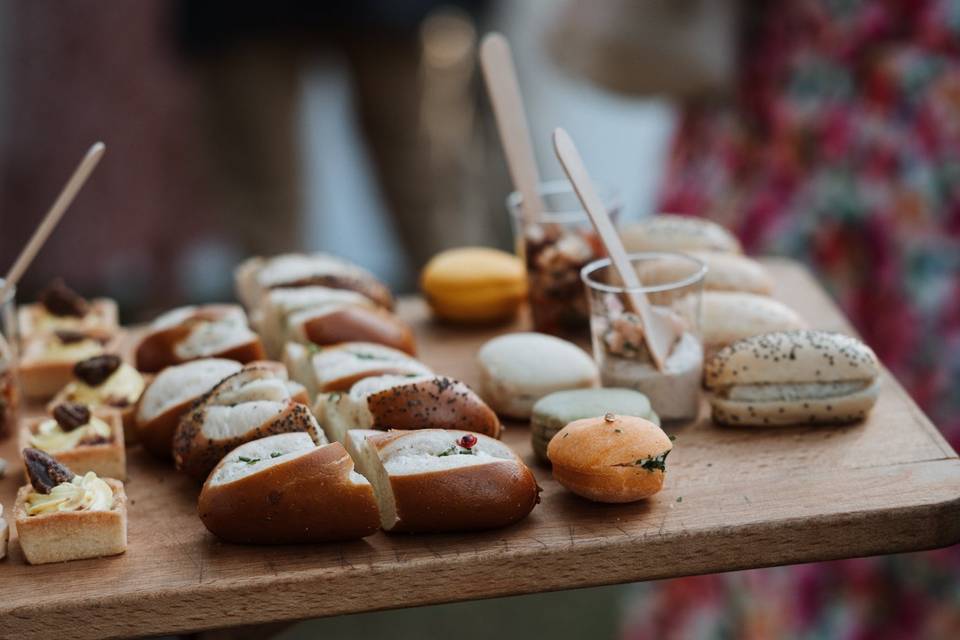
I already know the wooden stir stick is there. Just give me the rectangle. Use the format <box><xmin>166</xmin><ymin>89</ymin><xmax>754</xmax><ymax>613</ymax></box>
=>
<box><xmin>479</xmin><ymin>33</ymin><xmax>545</xmax><ymax>225</ymax></box>
<box><xmin>552</xmin><ymin>128</ymin><xmax>675</xmax><ymax>371</ymax></box>
<box><xmin>0</xmin><ymin>142</ymin><xmax>105</xmax><ymax>305</ymax></box>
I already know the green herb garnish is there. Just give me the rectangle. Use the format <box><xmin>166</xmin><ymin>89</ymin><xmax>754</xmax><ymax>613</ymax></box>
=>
<box><xmin>270</xmin><ymin>451</ymin><xmax>283</xmax><ymax>458</ymax></box>
<box><xmin>353</xmin><ymin>352</ymin><xmax>378</xmax><ymax>360</ymax></box>
<box><xmin>238</xmin><ymin>455</ymin><xmax>261</xmax><ymax>465</ymax></box>
<box><xmin>437</xmin><ymin>445</ymin><xmax>476</xmax><ymax>457</ymax></box>
<box><xmin>328</xmin><ymin>392</ymin><xmax>342</xmax><ymax>403</ymax></box>
<box><xmin>306</xmin><ymin>343</ymin><xmax>323</xmax><ymax>355</ymax></box>
<box><xmin>676</xmin><ymin>496</ymin><xmax>683</xmax><ymax>503</ymax></box>
<box><xmin>635</xmin><ymin>450</ymin><xmax>670</xmax><ymax>472</ymax></box>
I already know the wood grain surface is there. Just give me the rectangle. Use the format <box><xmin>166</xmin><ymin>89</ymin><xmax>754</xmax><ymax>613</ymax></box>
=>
<box><xmin>0</xmin><ymin>259</ymin><xmax>957</xmax><ymax>640</ymax></box>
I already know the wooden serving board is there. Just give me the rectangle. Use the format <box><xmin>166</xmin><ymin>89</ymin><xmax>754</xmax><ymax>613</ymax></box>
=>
<box><xmin>1</xmin><ymin>259</ymin><xmax>958</xmax><ymax>640</ymax></box>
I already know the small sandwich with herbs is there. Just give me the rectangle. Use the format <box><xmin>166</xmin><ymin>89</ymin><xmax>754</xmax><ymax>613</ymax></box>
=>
<box><xmin>14</xmin><ymin>448</ymin><xmax>127</xmax><ymax>565</ymax></box>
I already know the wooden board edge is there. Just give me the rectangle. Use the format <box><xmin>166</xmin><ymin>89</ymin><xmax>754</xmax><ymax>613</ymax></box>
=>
<box><xmin>8</xmin><ymin>457</ymin><xmax>960</xmax><ymax>640</ymax></box>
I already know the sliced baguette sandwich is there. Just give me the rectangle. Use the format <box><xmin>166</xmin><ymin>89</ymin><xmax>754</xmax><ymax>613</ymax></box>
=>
<box><xmin>135</xmin><ymin>304</ymin><xmax>265</xmax><ymax>373</ymax></box>
<box><xmin>235</xmin><ymin>252</ymin><xmax>394</xmax><ymax>310</ymax></box>
<box><xmin>198</xmin><ymin>433</ymin><xmax>380</xmax><ymax>544</ymax></box>
<box><xmin>283</xmin><ymin>342</ymin><xmax>432</xmax><ymax>399</ymax></box>
<box><xmin>705</xmin><ymin>330</ymin><xmax>881</xmax><ymax>426</ymax></box>
<box><xmin>351</xmin><ymin>429</ymin><xmax>540</xmax><ymax>533</ymax></box>
<box><xmin>135</xmin><ymin>358</ymin><xmax>244</xmax><ymax>459</ymax></box>
<box><xmin>173</xmin><ymin>366</ymin><xmax>325</xmax><ymax>480</ymax></box>
<box><xmin>317</xmin><ymin>374</ymin><xmax>501</xmax><ymax>444</ymax></box>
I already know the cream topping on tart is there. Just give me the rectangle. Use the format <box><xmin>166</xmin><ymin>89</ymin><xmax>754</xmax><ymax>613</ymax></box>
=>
<box><xmin>61</xmin><ymin>363</ymin><xmax>145</xmax><ymax>408</ymax></box>
<box><xmin>41</xmin><ymin>337</ymin><xmax>105</xmax><ymax>362</ymax></box>
<box><xmin>26</xmin><ymin>471</ymin><xmax>113</xmax><ymax>515</ymax></box>
<box><xmin>30</xmin><ymin>415</ymin><xmax>112</xmax><ymax>454</ymax></box>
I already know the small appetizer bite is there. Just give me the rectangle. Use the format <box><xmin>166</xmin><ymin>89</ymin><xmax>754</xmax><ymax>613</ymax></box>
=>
<box><xmin>636</xmin><ymin>251</ymin><xmax>774</xmax><ymax>296</ymax></box>
<box><xmin>20</xmin><ymin>402</ymin><xmax>126</xmax><ymax>480</ymax></box>
<box><xmin>173</xmin><ymin>366</ymin><xmax>326</xmax><ymax>480</ymax></box>
<box><xmin>135</xmin><ymin>304</ymin><xmax>265</xmax><ymax>373</ymax></box>
<box><xmin>476</xmin><ymin>332</ymin><xmax>599</xmax><ymax>419</ymax></box>
<box><xmin>0</xmin><ymin>503</ymin><xmax>8</xmax><ymax>560</ymax></box>
<box><xmin>19</xmin><ymin>330</ymin><xmax>110</xmax><ymax>400</ymax></box>
<box><xmin>136</xmin><ymin>358</ymin><xmax>243</xmax><ymax>459</ymax></box>
<box><xmin>619</xmin><ymin>214</ymin><xmax>742</xmax><ymax>254</ymax></box>
<box><xmin>15</xmin><ymin>448</ymin><xmax>127</xmax><ymax>565</ymax></box>
<box><xmin>18</xmin><ymin>279</ymin><xmax>118</xmax><ymax>340</ymax></box>
<box><xmin>317</xmin><ymin>374</ymin><xmax>501</xmax><ymax>444</ymax></box>
<box><xmin>258</xmin><ymin>286</ymin><xmax>415</xmax><ymax>358</ymax></box>
<box><xmin>198</xmin><ymin>433</ymin><xmax>380</xmax><ymax>544</ymax></box>
<box><xmin>548</xmin><ymin>414</ymin><xmax>672</xmax><ymax>503</ymax></box>
<box><xmin>351</xmin><ymin>429</ymin><xmax>540</xmax><ymax>533</ymax></box>
<box><xmin>677</xmin><ymin>291</ymin><xmax>806</xmax><ymax>361</ymax></box>
<box><xmin>531</xmin><ymin>388</ymin><xmax>659</xmax><ymax>463</ymax></box>
<box><xmin>235</xmin><ymin>252</ymin><xmax>394</xmax><ymax>310</ymax></box>
<box><xmin>705</xmin><ymin>330</ymin><xmax>881</xmax><ymax>426</ymax></box>
<box><xmin>283</xmin><ymin>342</ymin><xmax>432</xmax><ymax>399</ymax></box>
<box><xmin>48</xmin><ymin>354</ymin><xmax>146</xmax><ymax>444</ymax></box>
<box><xmin>420</xmin><ymin>247</ymin><xmax>527</xmax><ymax>324</ymax></box>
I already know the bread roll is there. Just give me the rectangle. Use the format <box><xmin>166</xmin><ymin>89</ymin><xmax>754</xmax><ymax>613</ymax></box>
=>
<box><xmin>291</xmin><ymin>305</ymin><xmax>415</xmax><ymax>357</ymax></box>
<box><xmin>198</xmin><ymin>433</ymin><xmax>380</xmax><ymax>544</ymax></box>
<box><xmin>548</xmin><ymin>414</ymin><xmax>672</xmax><ymax>503</ymax></box>
<box><xmin>317</xmin><ymin>374</ymin><xmax>501</xmax><ymax>444</ymax></box>
<box><xmin>135</xmin><ymin>304</ymin><xmax>265</xmax><ymax>373</ymax></box>
<box><xmin>352</xmin><ymin>429</ymin><xmax>540</xmax><ymax>533</ymax></box>
<box><xmin>135</xmin><ymin>358</ymin><xmax>244</xmax><ymax>459</ymax></box>
<box><xmin>678</xmin><ymin>291</ymin><xmax>806</xmax><ymax>360</ymax></box>
<box><xmin>620</xmin><ymin>214</ymin><xmax>742</xmax><ymax>254</ymax></box>
<box><xmin>255</xmin><ymin>286</ymin><xmax>376</xmax><ymax>356</ymax></box>
<box><xmin>235</xmin><ymin>252</ymin><xmax>394</xmax><ymax>310</ymax></box>
<box><xmin>476</xmin><ymin>332</ymin><xmax>599</xmax><ymax>419</ymax></box>
<box><xmin>636</xmin><ymin>251</ymin><xmax>773</xmax><ymax>295</ymax></box>
<box><xmin>283</xmin><ymin>342</ymin><xmax>431</xmax><ymax>399</ymax></box>
<box><xmin>704</xmin><ymin>330</ymin><xmax>881</xmax><ymax>426</ymax></box>
<box><xmin>173</xmin><ymin>366</ymin><xmax>326</xmax><ymax>480</ymax></box>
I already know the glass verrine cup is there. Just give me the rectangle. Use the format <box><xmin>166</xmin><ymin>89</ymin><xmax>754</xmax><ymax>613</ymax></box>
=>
<box><xmin>581</xmin><ymin>252</ymin><xmax>706</xmax><ymax>423</ymax></box>
<box><xmin>0</xmin><ymin>279</ymin><xmax>18</xmax><ymax>439</ymax></box>
<box><xmin>507</xmin><ymin>179</ymin><xmax>622</xmax><ymax>338</ymax></box>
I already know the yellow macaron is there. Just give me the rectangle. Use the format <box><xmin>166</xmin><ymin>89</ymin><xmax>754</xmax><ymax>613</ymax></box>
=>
<box><xmin>420</xmin><ymin>247</ymin><xmax>527</xmax><ymax>324</ymax></box>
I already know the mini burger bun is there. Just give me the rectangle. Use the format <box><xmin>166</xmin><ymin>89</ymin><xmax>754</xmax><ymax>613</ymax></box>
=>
<box><xmin>547</xmin><ymin>415</ymin><xmax>672</xmax><ymax>503</ymax></box>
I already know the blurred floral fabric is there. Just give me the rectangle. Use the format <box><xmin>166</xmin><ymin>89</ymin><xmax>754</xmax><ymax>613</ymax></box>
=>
<box><xmin>631</xmin><ymin>0</ymin><xmax>960</xmax><ymax>638</ymax></box>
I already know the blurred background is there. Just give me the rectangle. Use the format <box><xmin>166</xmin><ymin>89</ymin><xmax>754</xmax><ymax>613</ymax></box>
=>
<box><xmin>1</xmin><ymin>0</ymin><xmax>959</xmax><ymax>638</ymax></box>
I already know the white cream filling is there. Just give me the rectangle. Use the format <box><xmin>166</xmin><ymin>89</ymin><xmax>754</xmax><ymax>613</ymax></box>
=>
<box><xmin>724</xmin><ymin>380</ymin><xmax>871</xmax><ymax>402</ymax></box>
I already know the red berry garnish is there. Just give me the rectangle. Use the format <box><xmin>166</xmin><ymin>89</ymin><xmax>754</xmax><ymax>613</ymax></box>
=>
<box><xmin>458</xmin><ymin>434</ymin><xmax>478</xmax><ymax>449</ymax></box>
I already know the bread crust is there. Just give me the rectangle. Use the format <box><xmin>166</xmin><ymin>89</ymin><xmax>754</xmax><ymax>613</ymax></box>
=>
<box><xmin>709</xmin><ymin>381</ymin><xmax>880</xmax><ymax>427</ymax></box>
<box><xmin>547</xmin><ymin>415</ymin><xmax>671</xmax><ymax>503</ymax></box>
<box><xmin>365</xmin><ymin>430</ymin><xmax>539</xmax><ymax>533</ymax></box>
<box><xmin>694</xmin><ymin>292</ymin><xmax>806</xmax><ymax>358</ymax></box>
<box><xmin>19</xmin><ymin>411</ymin><xmax>127</xmax><ymax>480</ymax></box>
<box><xmin>199</xmin><ymin>441</ymin><xmax>379</xmax><ymax>544</ymax></box>
<box><xmin>14</xmin><ymin>479</ymin><xmax>127</xmax><ymax>565</ymax></box>
<box><xmin>367</xmin><ymin>377</ymin><xmax>501</xmax><ymax>439</ymax></box>
<box><xmin>300</xmin><ymin>306</ymin><xmax>416</xmax><ymax>355</ymax></box>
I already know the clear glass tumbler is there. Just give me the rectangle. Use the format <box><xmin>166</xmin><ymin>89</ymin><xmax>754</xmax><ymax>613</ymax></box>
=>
<box><xmin>507</xmin><ymin>179</ymin><xmax>621</xmax><ymax>339</ymax></box>
<box><xmin>0</xmin><ymin>279</ymin><xmax>18</xmax><ymax>439</ymax></box>
<box><xmin>580</xmin><ymin>252</ymin><xmax>706</xmax><ymax>422</ymax></box>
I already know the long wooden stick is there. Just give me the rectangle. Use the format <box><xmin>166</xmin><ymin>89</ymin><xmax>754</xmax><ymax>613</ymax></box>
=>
<box><xmin>553</xmin><ymin>128</ymin><xmax>674</xmax><ymax>371</ymax></box>
<box><xmin>0</xmin><ymin>142</ymin><xmax>105</xmax><ymax>304</ymax></box>
<box><xmin>479</xmin><ymin>33</ymin><xmax>544</xmax><ymax>226</ymax></box>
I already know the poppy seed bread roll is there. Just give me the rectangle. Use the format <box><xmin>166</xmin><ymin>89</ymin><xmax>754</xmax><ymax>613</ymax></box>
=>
<box><xmin>705</xmin><ymin>330</ymin><xmax>880</xmax><ymax>426</ymax></box>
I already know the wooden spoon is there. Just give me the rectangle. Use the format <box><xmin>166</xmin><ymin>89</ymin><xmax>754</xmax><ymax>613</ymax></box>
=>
<box><xmin>479</xmin><ymin>33</ymin><xmax>544</xmax><ymax>226</ymax></box>
<box><xmin>552</xmin><ymin>128</ymin><xmax>675</xmax><ymax>371</ymax></box>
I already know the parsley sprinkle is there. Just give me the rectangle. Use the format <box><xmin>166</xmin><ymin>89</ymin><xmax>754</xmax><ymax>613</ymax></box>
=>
<box><xmin>238</xmin><ymin>456</ymin><xmax>261</xmax><ymax>465</ymax></box>
<box><xmin>270</xmin><ymin>452</ymin><xmax>283</xmax><ymax>458</ymax></box>
<box><xmin>635</xmin><ymin>449</ymin><xmax>670</xmax><ymax>472</ymax></box>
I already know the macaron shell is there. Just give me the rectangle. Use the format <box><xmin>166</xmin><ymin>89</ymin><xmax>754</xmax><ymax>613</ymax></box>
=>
<box><xmin>710</xmin><ymin>380</ymin><xmax>880</xmax><ymax>426</ymax></box>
